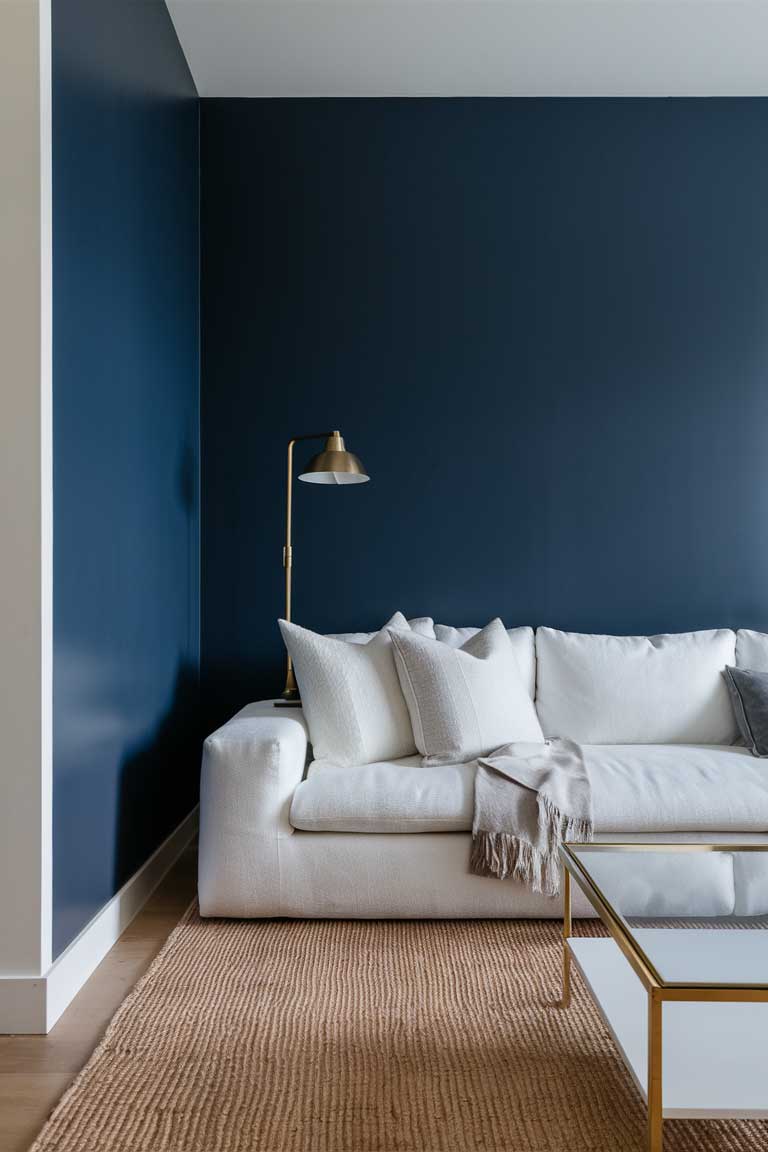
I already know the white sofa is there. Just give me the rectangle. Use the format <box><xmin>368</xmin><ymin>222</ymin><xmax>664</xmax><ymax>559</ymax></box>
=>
<box><xmin>198</xmin><ymin>626</ymin><xmax>768</xmax><ymax>919</ymax></box>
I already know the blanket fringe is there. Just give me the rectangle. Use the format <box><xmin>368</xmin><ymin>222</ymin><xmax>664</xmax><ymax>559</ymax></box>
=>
<box><xmin>470</xmin><ymin>832</ymin><xmax>560</xmax><ymax>895</ymax></box>
<box><xmin>471</xmin><ymin>797</ymin><xmax>592</xmax><ymax>897</ymax></box>
<box><xmin>538</xmin><ymin>792</ymin><xmax>593</xmax><ymax>853</ymax></box>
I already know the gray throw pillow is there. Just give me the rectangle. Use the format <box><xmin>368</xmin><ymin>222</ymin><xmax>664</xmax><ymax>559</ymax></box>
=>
<box><xmin>723</xmin><ymin>666</ymin><xmax>768</xmax><ymax>757</ymax></box>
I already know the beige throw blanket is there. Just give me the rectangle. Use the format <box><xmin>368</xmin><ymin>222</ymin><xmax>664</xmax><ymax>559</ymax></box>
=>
<box><xmin>470</xmin><ymin>739</ymin><xmax>592</xmax><ymax>896</ymax></box>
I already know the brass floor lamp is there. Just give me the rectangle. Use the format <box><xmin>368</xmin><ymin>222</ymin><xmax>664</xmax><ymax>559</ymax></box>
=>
<box><xmin>275</xmin><ymin>430</ymin><xmax>370</xmax><ymax>707</ymax></box>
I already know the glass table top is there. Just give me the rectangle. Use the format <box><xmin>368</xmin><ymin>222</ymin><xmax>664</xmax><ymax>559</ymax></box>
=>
<box><xmin>564</xmin><ymin>844</ymin><xmax>768</xmax><ymax>988</ymax></box>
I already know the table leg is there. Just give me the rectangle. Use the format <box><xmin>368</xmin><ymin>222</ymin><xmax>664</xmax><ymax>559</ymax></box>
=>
<box><xmin>647</xmin><ymin>990</ymin><xmax>663</xmax><ymax>1152</ymax></box>
<box><xmin>561</xmin><ymin>866</ymin><xmax>571</xmax><ymax>1008</ymax></box>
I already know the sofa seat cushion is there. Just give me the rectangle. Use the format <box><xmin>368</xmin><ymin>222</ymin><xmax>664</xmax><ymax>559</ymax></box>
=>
<box><xmin>290</xmin><ymin>744</ymin><xmax>768</xmax><ymax>835</ymax></box>
<box><xmin>589</xmin><ymin>743</ymin><xmax>768</xmax><ymax>831</ymax></box>
<box><xmin>291</xmin><ymin>757</ymin><xmax>476</xmax><ymax>833</ymax></box>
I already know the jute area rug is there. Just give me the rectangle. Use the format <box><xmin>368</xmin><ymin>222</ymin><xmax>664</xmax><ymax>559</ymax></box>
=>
<box><xmin>31</xmin><ymin>907</ymin><xmax>766</xmax><ymax>1152</ymax></box>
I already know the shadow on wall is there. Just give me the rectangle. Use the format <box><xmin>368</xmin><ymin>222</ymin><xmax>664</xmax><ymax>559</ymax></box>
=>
<box><xmin>112</xmin><ymin>427</ymin><xmax>201</xmax><ymax>892</ymax></box>
<box><xmin>114</xmin><ymin>659</ymin><xmax>201</xmax><ymax>893</ymax></box>
<box><xmin>201</xmin><ymin>657</ymin><xmax>282</xmax><ymax>736</ymax></box>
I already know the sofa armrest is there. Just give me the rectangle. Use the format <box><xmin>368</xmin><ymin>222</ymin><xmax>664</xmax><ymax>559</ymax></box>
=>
<box><xmin>198</xmin><ymin>701</ymin><xmax>309</xmax><ymax>916</ymax></box>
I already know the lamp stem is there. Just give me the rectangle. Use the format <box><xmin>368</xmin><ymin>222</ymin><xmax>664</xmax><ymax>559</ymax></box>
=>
<box><xmin>277</xmin><ymin>432</ymin><xmax>334</xmax><ymax>706</ymax></box>
<box><xmin>281</xmin><ymin>438</ymin><xmax>299</xmax><ymax>701</ymax></box>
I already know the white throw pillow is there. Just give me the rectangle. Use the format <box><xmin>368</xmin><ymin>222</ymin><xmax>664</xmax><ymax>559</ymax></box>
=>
<box><xmin>279</xmin><ymin>613</ymin><xmax>418</xmax><ymax>767</ymax></box>
<box><xmin>435</xmin><ymin>624</ymin><xmax>536</xmax><ymax>699</ymax></box>
<box><xmin>389</xmin><ymin>618</ymin><xmax>544</xmax><ymax>766</ymax></box>
<box><xmin>535</xmin><ymin>627</ymin><xmax>737</xmax><ymax>744</ymax></box>
<box><xmin>327</xmin><ymin>617</ymin><xmax>434</xmax><ymax>643</ymax></box>
<box><xmin>736</xmin><ymin>630</ymin><xmax>768</xmax><ymax>672</ymax></box>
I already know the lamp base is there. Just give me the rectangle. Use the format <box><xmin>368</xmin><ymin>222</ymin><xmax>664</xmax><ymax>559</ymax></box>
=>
<box><xmin>275</xmin><ymin>682</ymin><xmax>302</xmax><ymax>708</ymax></box>
<box><xmin>276</xmin><ymin>664</ymin><xmax>301</xmax><ymax>707</ymax></box>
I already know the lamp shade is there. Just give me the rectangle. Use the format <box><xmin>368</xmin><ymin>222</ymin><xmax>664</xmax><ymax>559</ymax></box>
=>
<box><xmin>299</xmin><ymin>431</ymin><xmax>369</xmax><ymax>485</ymax></box>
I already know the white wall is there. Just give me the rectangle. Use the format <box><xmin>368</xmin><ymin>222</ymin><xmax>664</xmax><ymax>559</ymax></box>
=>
<box><xmin>0</xmin><ymin>0</ymin><xmax>52</xmax><ymax>979</ymax></box>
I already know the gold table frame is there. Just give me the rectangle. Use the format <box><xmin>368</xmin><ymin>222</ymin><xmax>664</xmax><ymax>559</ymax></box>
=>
<box><xmin>559</xmin><ymin>842</ymin><xmax>768</xmax><ymax>1152</ymax></box>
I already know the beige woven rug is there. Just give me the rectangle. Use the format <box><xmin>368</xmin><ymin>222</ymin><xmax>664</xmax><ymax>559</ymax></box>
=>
<box><xmin>31</xmin><ymin>907</ymin><xmax>767</xmax><ymax>1152</ymax></box>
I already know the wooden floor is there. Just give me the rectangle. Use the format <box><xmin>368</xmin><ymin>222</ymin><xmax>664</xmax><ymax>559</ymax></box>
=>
<box><xmin>0</xmin><ymin>845</ymin><xmax>197</xmax><ymax>1152</ymax></box>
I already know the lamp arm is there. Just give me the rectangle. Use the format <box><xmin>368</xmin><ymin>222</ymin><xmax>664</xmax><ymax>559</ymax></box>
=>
<box><xmin>281</xmin><ymin>432</ymin><xmax>334</xmax><ymax>702</ymax></box>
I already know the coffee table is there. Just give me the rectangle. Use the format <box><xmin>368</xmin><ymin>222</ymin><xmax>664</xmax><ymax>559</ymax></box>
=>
<box><xmin>559</xmin><ymin>843</ymin><xmax>768</xmax><ymax>1151</ymax></box>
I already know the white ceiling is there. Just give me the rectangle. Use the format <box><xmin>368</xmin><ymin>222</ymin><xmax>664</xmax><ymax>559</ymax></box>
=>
<box><xmin>167</xmin><ymin>1</ymin><xmax>768</xmax><ymax>98</ymax></box>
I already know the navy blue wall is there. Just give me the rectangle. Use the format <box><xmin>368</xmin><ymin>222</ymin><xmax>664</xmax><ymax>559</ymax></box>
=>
<box><xmin>52</xmin><ymin>0</ymin><xmax>199</xmax><ymax>956</ymax></box>
<box><xmin>201</xmin><ymin>98</ymin><xmax>768</xmax><ymax>729</ymax></box>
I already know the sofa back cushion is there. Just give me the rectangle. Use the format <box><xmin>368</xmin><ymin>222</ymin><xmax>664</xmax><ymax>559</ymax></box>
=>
<box><xmin>535</xmin><ymin>628</ymin><xmax>737</xmax><ymax>744</ymax></box>
<box><xmin>328</xmin><ymin>617</ymin><xmax>434</xmax><ymax>643</ymax></box>
<box><xmin>736</xmin><ymin>630</ymin><xmax>768</xmax><ymax>672</ymax></box>
<box><xmin>435</xmin><ymin>624</ymin><xmax>536</xmax><ymax>699</ymax></box>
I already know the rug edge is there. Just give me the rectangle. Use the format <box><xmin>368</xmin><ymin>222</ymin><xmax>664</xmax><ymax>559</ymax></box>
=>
<box><xmin>26</xmin><ymin>899</ymin><xmax>200</xmax><ymax>1152</ymax></box>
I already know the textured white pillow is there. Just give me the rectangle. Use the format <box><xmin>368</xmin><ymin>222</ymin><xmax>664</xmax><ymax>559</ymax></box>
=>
<box><xmin>327</xmin><ymin>617</ymin><xmax>434</xmax><ymax>643</ymax></box>
<box><xmin>435</xmin><ymin>624</ymin><xmax>536</xmax><ymax>699</ymax></box>
<box><xmin>736</xmin><ymin>630</ymin><xmax>768</xmax><ymax>672</ymax></box>
<box><xmin>279</xmin><ymin>613</ymin><xmax>418</xmax><ymax>767</ymax></box>
<box><xmin>535</xmin><ymin>627</ymin><xmax>737</xmax><ymax>744</ymax></box>
<box><xmin>389</xmin><ymin>618</ymin><xmax>544</xmax><ymax>766</ymax></box>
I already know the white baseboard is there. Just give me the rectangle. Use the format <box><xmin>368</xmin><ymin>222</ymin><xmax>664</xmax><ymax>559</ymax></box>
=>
<box><xmin>0</xmin><ymin>806</ymin><xmax>198</xmax><ymax>1034</ymax></box>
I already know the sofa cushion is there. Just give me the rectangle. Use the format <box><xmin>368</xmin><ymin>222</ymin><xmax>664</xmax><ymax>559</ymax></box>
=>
<box><xmin>279</xmin><ymin>612</ymin><xmax>420</xmax><ymax>767</ymax></box>
<box><xmin>732</xmin><ymin>852</ymin><xmax>768</xmax><ymax>916</ymax></box>
<box><xmin>578</xmin><ymin>851</ymin><xmax>736</xmax><ymax>918</ymax></box>
<box><xmin>736</xmin><ymin>629</ymin><xmax>768</xmax><ymax>671</ymax></box>
<box><xmin>435</xmin><ymin>624</ymin><xmax>536</xmax><ymax>699</ymax></box>
<box><xmin>723</xmin><ymin>666</ymin><xmax>768</xmax><ymax>756</ymax></box>
<box><xmin>588</xmin><ymin>743</ymin><xmax>768</xmax><ymax>831</ymax></box>
<box><xmin>328</xmin><ymin>617</ymin><xmax>434</xmax><ymax>643</ymax></box>
<box><xmin>291</xmin><ymin>756</ymin><xmax>476</xmax><ymax>833</ymax></box>
<box><xmin>536</xmin><ymin>628</ymin><xmax>737</xmax><ymax>744</ymax></box>
<box><xmin>390</xmin><ymin>620</ymin><xmax>544</xmax><ymax>765</ymax></box>
<box><xmin>289</xmin><ymin>743</ymin><xmax>768</xmax><ymax>835</ymax></box>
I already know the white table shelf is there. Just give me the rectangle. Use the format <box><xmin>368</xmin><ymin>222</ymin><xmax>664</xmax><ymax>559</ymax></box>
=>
<box><xmin>569</xmin><ymin>935</ymin><xmax>768</xmax><ymax>1120</ymax></box>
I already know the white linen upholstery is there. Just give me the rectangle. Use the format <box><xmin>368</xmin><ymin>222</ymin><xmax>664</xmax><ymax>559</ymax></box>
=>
<box><xmin>536</xmin><ymin>627</ymin><xmax>737</xmax><ymax>744</ymax></box>
<box><xmin>435</xmin><ymin>624</ymin><xmax>536</xmax><ymax>699</ymax></box>
<box><xmin>736</xmin><ymin>629</ymin><xmax>768</xmax><ymax>671</ymax></box>
<box><xmin>732</xmin><ymin>852</ymin><xmax>768</xmax><ymax>916</ymax></box>
<box><xmin>198</xmin><ymin>702</ymin><xmax>309</xmax><ymax>917</ymax></box>
<box><xmin>253</xmin><ymin>832</ymin><xmax>579</xmax><ymax>919</ymax></box>
<box><xmin>198</xmin><ymin>704</ymin><xmax>578</xmax><ymax>917</ymax></box>
<box><xmin>328</xmin><ymin>617</ymin><xmax>434</xmax><ymax>643</ymax></box>
<box><xmin>279</xmin><ymin>612</ymin><xmax>418</xmax><ymax>767</ymax></box>
<box><xmin>199</xmin><ymin>704</ymin><xmax>768</xmax><ymax>920</ymax></box>
<box><xmin>580</xmin><ymin>851</ymin><xmax>735</xmax><ymax>918</ymax></box>
<box><xmin>391</xmin><ymin>620</ymin><xmax>543</xmax><ymax>765</ymax></box>
<box><xmin>290</xmin><ymin>743</ymin><xmax>768</xmax><ymax>836</ymax></box>
<box><xmin>589</xmin><ymin>743</ymin><xmax>768</xmax><ymax>831</ymax></box>
<box><xmin>291</xmin><ymin>757</ymin><xmax>475</xmax><ymax>833</ymax></box>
